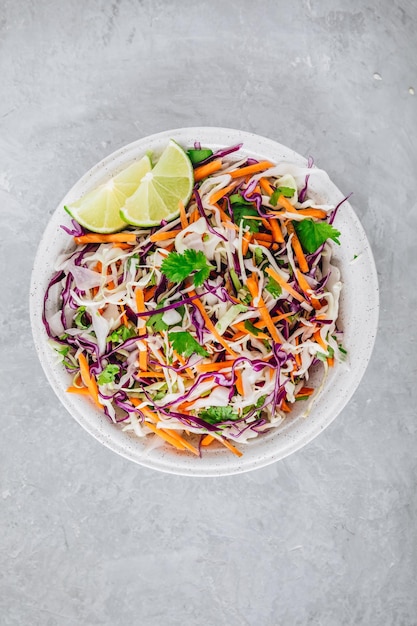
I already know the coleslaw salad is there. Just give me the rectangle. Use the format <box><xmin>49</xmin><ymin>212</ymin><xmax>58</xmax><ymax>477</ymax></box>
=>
<box><xmin>42</xmin><ymin>139</ymin><xmax>348</xmax><ymax>458</ymax></box>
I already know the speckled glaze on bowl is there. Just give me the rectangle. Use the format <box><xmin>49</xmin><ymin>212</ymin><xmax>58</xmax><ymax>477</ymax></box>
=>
<box><xmin>29</xmin><ymin>127</ymin><xmax>379</xmax><ymax>476</ymax></box>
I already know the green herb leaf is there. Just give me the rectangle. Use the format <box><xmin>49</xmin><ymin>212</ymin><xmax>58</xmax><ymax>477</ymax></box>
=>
<box><xmin>265</xmin><ymin>276</ymin><xmax>282</xmax><ymax>298</ymax></box>
<box><xmin>232</xmin><ymin>204</ymin><xmax>260</xmax><ymax>233</ymax></box>
<box><xmin>270</xmin><ymin>186</ymin><xmax>296</xmax><ymax>206</ymax></box>
<box><xmin>161</xmin><ymin>249</ymin><xmax>212</xmax><ymax>287</ymax></box>
<box><xmin>108</xmin><ymin>325</ymin><xmax>136</xmax><ymax>343</ymax></box>
<box><xmin>199</xmin><ymin>405</ymin><xmax>239</xmax><ymax>424</ymax></box>
<box><xmin>168</xmin><ymin>331</ymin><xmax>209</xmax><ymax>358</ymax></box>
<box><xmin>74</xmin><ymin>306</ymin><xmax>89</xmax><ymax>329</ymax></box>
<box><xmin>293</xmin><ymin>219</ymin><xmax>341</xmax><ymax>254</ymax></box>
<box><xmin>97</xmin><ymin>364</ymin><xmax>120</xmax><ymax>385</ymax></box>
<box><xmin>187</xmin><ymin>148</ymin><xmax>213</xmax><ymax>165</ymax></box>
<box><xmin>254</xmin><ymin>247</ymin><xmax>264</xmax><ymax>266</ymax></box>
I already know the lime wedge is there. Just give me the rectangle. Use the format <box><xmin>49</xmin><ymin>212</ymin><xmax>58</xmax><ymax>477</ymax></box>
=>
<box><xmin>120</xmin><ymin>139</ymin><xmax>194</xmax><ymax>227</ymax></box>
<box><xmin>65</xmin><ymin>156</ymin><xmax>152</xmax><ymax>233</ymax></box>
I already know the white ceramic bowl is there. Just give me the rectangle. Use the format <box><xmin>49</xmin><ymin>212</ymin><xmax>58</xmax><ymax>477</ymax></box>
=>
<box><xmin>30</xmin><ymin>127</ymin><xmax>379</xmax><ymax>476</ymax></box>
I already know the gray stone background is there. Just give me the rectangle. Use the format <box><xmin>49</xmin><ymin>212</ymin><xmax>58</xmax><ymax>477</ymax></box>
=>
<box><xmin>1</xmin><ymin>1</ymin><xmax>416</xmax><ymax>624</ymax></box>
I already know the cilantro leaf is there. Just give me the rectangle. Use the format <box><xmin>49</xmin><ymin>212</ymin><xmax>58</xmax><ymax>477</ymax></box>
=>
<box><xmin>270</xmin><ymin>186</ymin><xmax>296</xmax><ymax>206</ymax></box>
<box><xmin>108</xmin><ymin>325</ymin><xmax>136</xmax><ymax>343</ymax></box>
<box><xmin>265</xmin><ymin>276</ymin><xmax>282</xmax><ymax>298</ymax></box>
<box><xmin>74</xmin><ymin>306</ymin><xmax>90</xmax><ymax>329</ymax></box>
<box><xmin>199</xmin><ymin>406</ymin><xmax>239</xmax><ymax>424</ymax></box>
<box><xmin>293</xmin><ymin>219</ymin><xmax>341</xmax><ymax>254</ymax></box>
<box><xmin>168</xmin><ymin>331</ymin><xmax>208</xmax><ymax>358</ymax></box>
<box><xmin>161</xmin><ymin>249</ymin><xmax>212</xmax><ymax>287</ymax></box>
<box><xmin>97</xmin><ymin>364</ymin><xmax>120</xmax><ymax>385</ymax></box>
<box><xmin>232</xmin><ymin>204</ymin><xmax>260</xmax><ymax>233</ymax></box>
<box><xmin>147</xmin><ymin>309</ymin><xmax>169</xmax><ymax>332</ymax></box>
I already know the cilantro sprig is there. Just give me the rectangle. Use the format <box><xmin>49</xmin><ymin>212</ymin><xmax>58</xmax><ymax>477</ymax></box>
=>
<box><xmin>161</xmin><ymin>249</ymin><xmax>212</xmax><ymax>287</ymax></box>
<box><xmin>293</xmin><ymin>219</ymin><xmax>341</xmax><ymax>254</ymax></box>
<box><xmin>168</xmin><ymin>331</ymin><xmax>208</xmax><ymax>358</ymax></box>
<box><xmin>199</xmin><ymin>406</ymin><xmax>239</xmax><ymax>424</ymax></box>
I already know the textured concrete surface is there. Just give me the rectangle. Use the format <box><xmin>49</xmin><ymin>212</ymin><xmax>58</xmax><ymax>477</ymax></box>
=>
<box><xmin>1</xmin><ymin>1</ymin><xmax>417</xmax><ymax>624</ymax></box>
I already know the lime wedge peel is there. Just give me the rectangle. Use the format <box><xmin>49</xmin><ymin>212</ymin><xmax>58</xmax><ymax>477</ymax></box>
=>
<box><xmin>120</xmin><ymin>139</ymin><xmax>194</xmax><ymax>227</ymax></box>
<box><xmin>65</xmin><ymin>139</ymin><xmax>194</xmax><ymax>232</ymax></box>
<box><xmin>65</xmin><ymin>155</ymin><xmax>152</xmax><ymax>234</ymax></box>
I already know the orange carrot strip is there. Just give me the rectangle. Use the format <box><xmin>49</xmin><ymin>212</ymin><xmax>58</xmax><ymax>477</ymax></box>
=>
<box><xmin>327</xmin><ymin>356</ymin><xmax>335</xmax><ymax>367</ymax></box>
<box><xmin>201</xmin><ymin>434</ymin><xmax>215</xmax><ymax>446</ymax></box>
<box><xmin>179</xmin><ymin>200</ymin><xmax>188</xmax><ymax>229</ymax></box>
<box><xmin>297</xmin><ymin>208</ymin><xmax>328</xmax><ymax>219</ymax></box>
<box><xmin>138</xmin><ymin>343</ymin><xmax>147</xmax><ymax>371</ymax></box>
<box><xmin>74</xmin><ymin>233</ymin><xmax>136</xmax><ymax>245</ymax></box>
<box><xmin>281</xmin><ymin>400</ymin><xmax>292</xmax><ymax>413</ymax></box>
<box><xmin>120</xmin><ymin>304</ymin><xmax>129</xmax><ymax>328</ymax></box>
<box><xmin>137</xmin><ymin>371</ymin><xmax>165</xmax><ymax>378</ymax></box>
<box><xmin>259</xmin><ymin>177</ymin><xmax>275</xmax><ymax>195</ymax></box>
<box><xmin>78</xmin><ymin>353</ymin><xmax>101</xmax><ymax>408</ymax></box>
<box><xmin>277</xmin><ymin>195</ymin><xmax>298</xmax><ymax>214</ymax></box>
<box><xmin>296</xmin><ymin>270</ymin><xmax>321</xmax><ymax>310</ymax></box>
<box><xmin>246</xmin><ymin>275</ymin><xmax>281</xmax><ymax>344</ymax></box>
<box><xmin>269</xmin><ymin>217</ymin><xmax>285</xmax><ymax>243</ymax></box>
<box><xmin>229</xmin><ymin>160</ymin><xmax>273</xmax><ymax>179</ymax></box>
<box><xmin>294</xmin><ymin>336</ymin><xmax>302</xmax><ymax>368</ymax></box>
<box><xmin>189</xmin><ymin>291</ymin><xmax>237</xmax><ymax>357</ymax></box>
<box><xmin>141</xmin><ymin>406</ymin><xmax>199</xmax><ymax>455</ymax></box>
<box><xmin>232</xmin><ymin>322</ymin><xmax>269</xmax><ymax>340</ymax></box>
<box><xmin>295</xmin><ymin>387</ymin><xmax>315</xmax><ymax>398</ymax></box>
<box><xmin>149</xmin><ymin>230</ymin><xmax>182</xmax><ymax>242</ymax></box>
<box><xmin>112</xmin><ymin>242</ymin><xmax>133</xmax><ymax>249</ymax></box>
<box><xmin>66</xmin><ymin>386</ymin><xmax>90</xmax><ymax>396</ymax></box>
<box><xmin>235</xmin><ymin>369</ymin><xmax>244</xmax><ymax>395</ymax></box>
<box><xmin>144</xmin><ymin>285</ymin><xmax>157</xmax><ymax>302</ymax></box>
<box><xmin>252</xmin><ymin>232</ymin><xmax>273</xmax><ymax>243</ymax></box>
<box><xmin>218</xmin><ymin>437</ymin><xmax>243</xmax><ymax>457</ymax></box>
<box><xmin>144</xmin><ymin>421</ymin><xmax>186</xmax><ymax>450</ymax></box>
<box><xmin>195</xmin><ymin>360</ymin><xmax>236</xmax><ymax>373</ymax></box>
<box><xmin>194</xmin><ymin>159</ymin><xmax>222</xmax><ymax>182</ymax></box>
<box><xmin>265</xmin><ymin>267</ymin><xmax>306</xmax><ymax>304</ymax></box>
<box><xmin>286</xmin><ymin>222</ymin><xmax>309</xmax><ymax>273</ymax></box>
<box><xmin>209</xmin><ymin>182</ymin><xmax>237</xmax><ymax>205</ymax></box>
<box><xmin>313</xmin><ymin>329</ymin><xmax>328</xmax><ymax>352</ymax></box>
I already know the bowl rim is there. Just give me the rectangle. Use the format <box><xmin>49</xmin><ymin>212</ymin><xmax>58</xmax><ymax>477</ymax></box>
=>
<box><xmin>29</xmin><ymin>126</ymin><xmax>379</xmax><ymax>476</ymax></box>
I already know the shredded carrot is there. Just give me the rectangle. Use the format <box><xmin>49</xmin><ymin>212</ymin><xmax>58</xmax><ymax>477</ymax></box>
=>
<box><xmin>313</xmin><ymin>329</ymin><xmax>328</xmax><ymax>353</ymax></box>
<box><xmin>149</xmin><ymin>229</ymin><xmax>182</xmax><ymax>242</ymax></box>
<box><xmin>78</xmin><ymin>353</ymin><xmax>101</xmax><ymax>408</ymax></box>
<box><xmin>297</xmin><ymin>208</ymin><xmax>328</xmax><ymax>219</ymax></box>
<box><xmin>66</xmin><ymin>385</ymin><xmax>90</xmax><ymax>396</ymax></box>
<box><xmin>327</xmin><ymin>356</ymin><xmax>335</xmax><ymax>367</ymax></box>
<box><xmin>252</xmin><ymin>232</ymin><xmax>273</xmax><ymax>243</ymax></box>
<box><xmin>194</xmin><ymin>159</ymin><xmax>222</xmax><ymax>182</ymax></box>
<box><xmin>269</xmin><ymin>217</ymin><xmax>285</xmax><ymax>243</ymax></box>
<box><xmin>218</xmin><ymin>436</ymin><xmax>243</xmax><ymax>457</ymax></box>
<box><xmin>296</xmin><ymin>270</ymin><xmax>321</xmax><ymax>310</ymax></box>
<box><xmin>265</xmin><ymin>266</ymin><xmax>306</xmax><ymax>304</ymax></box>
<box><xmin>120</xmin><ymin>304</ymin><xmax>129</xmax><ymax>327</ymax></box>
<box><xmin>209</xmin><ymin>182</ymin><xmax>237</xmax><ymax>205</ymax></box>
<box><xmin>137</xmin><ymin>371</ymin><xmax>165</xmax><ymax>379</ymax></box>
<box><xmin>179</xmin><ymin>200</ymin><xmax>188</xmax><ymax>229</ymax></box>
<box><xmin>195</xmin><ymin>360</ymin><xmax>235</xmax><ymax>373</ymax></box>
<box><xmin>286</xmin><ymin>222</ymin><xmax>309</xmax><ymax>273</ymax></box>
<box><xmin>201</xmin><ymin>434</ymin><xmax>215</xmax><ymax>446</ymax></box>
<box><xmin>281</xmin><ymin>400</ymin><xmax>292</xmax><ymax>413</ymax></box>
<box><xmin>246</xmin><ymin>274</ymin><xmax>281</xmax><ymax>344</ymax></box>
<box><xmin>144</xmin><ymin>421</ymin><xmax>185</xmax><ymax>450</ymax></box>
<box><xmin>259</xmin><ymin>177</ymin><xmax>275</xmax><ymax>196</ymax></box>
<box><xmin>294</xmin><ymin>336</ymin><xmax>302</xmax><ymax>368</ymax></box>
<box><xmin>229</xmin><ymin>160</ymin><xmax>273</xmax><ymax>179</ymax></box>
<box><xmin>235</xmin><ymin>369</ymin><xmax>244</xmax><ymax>395</ymax></box>
<box><xmin>144</xmin><ymin>285</ymin><xmax>157</xmax><ymax>302</ymax></box>
<box><xmin>276</xmin><ymin>195</ymin><xmax>298</xmax><ymax>214</ymax></box>
<box><xmin>232</xmin><ymin>321</ymin><xmax>269</xmax><ymax>340</ymax></box>
<box><xmin>188</xmin><ymin>291</ymin><xmax>237</xmax><ymax>357</ymax></box>
<box><xmin>296</xmin><ymin>387</ymin><xmax>315</xmax><ymax>398</ymax></box>
<box><xmin>112</xmin><ymin>242</ymin><xmax>133</xmax><ymax>249</ymax></box>
<box><xmin>74</xmin><ymin>233</ymin><xmax>137</xmax><ymax>245</ymax></box>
